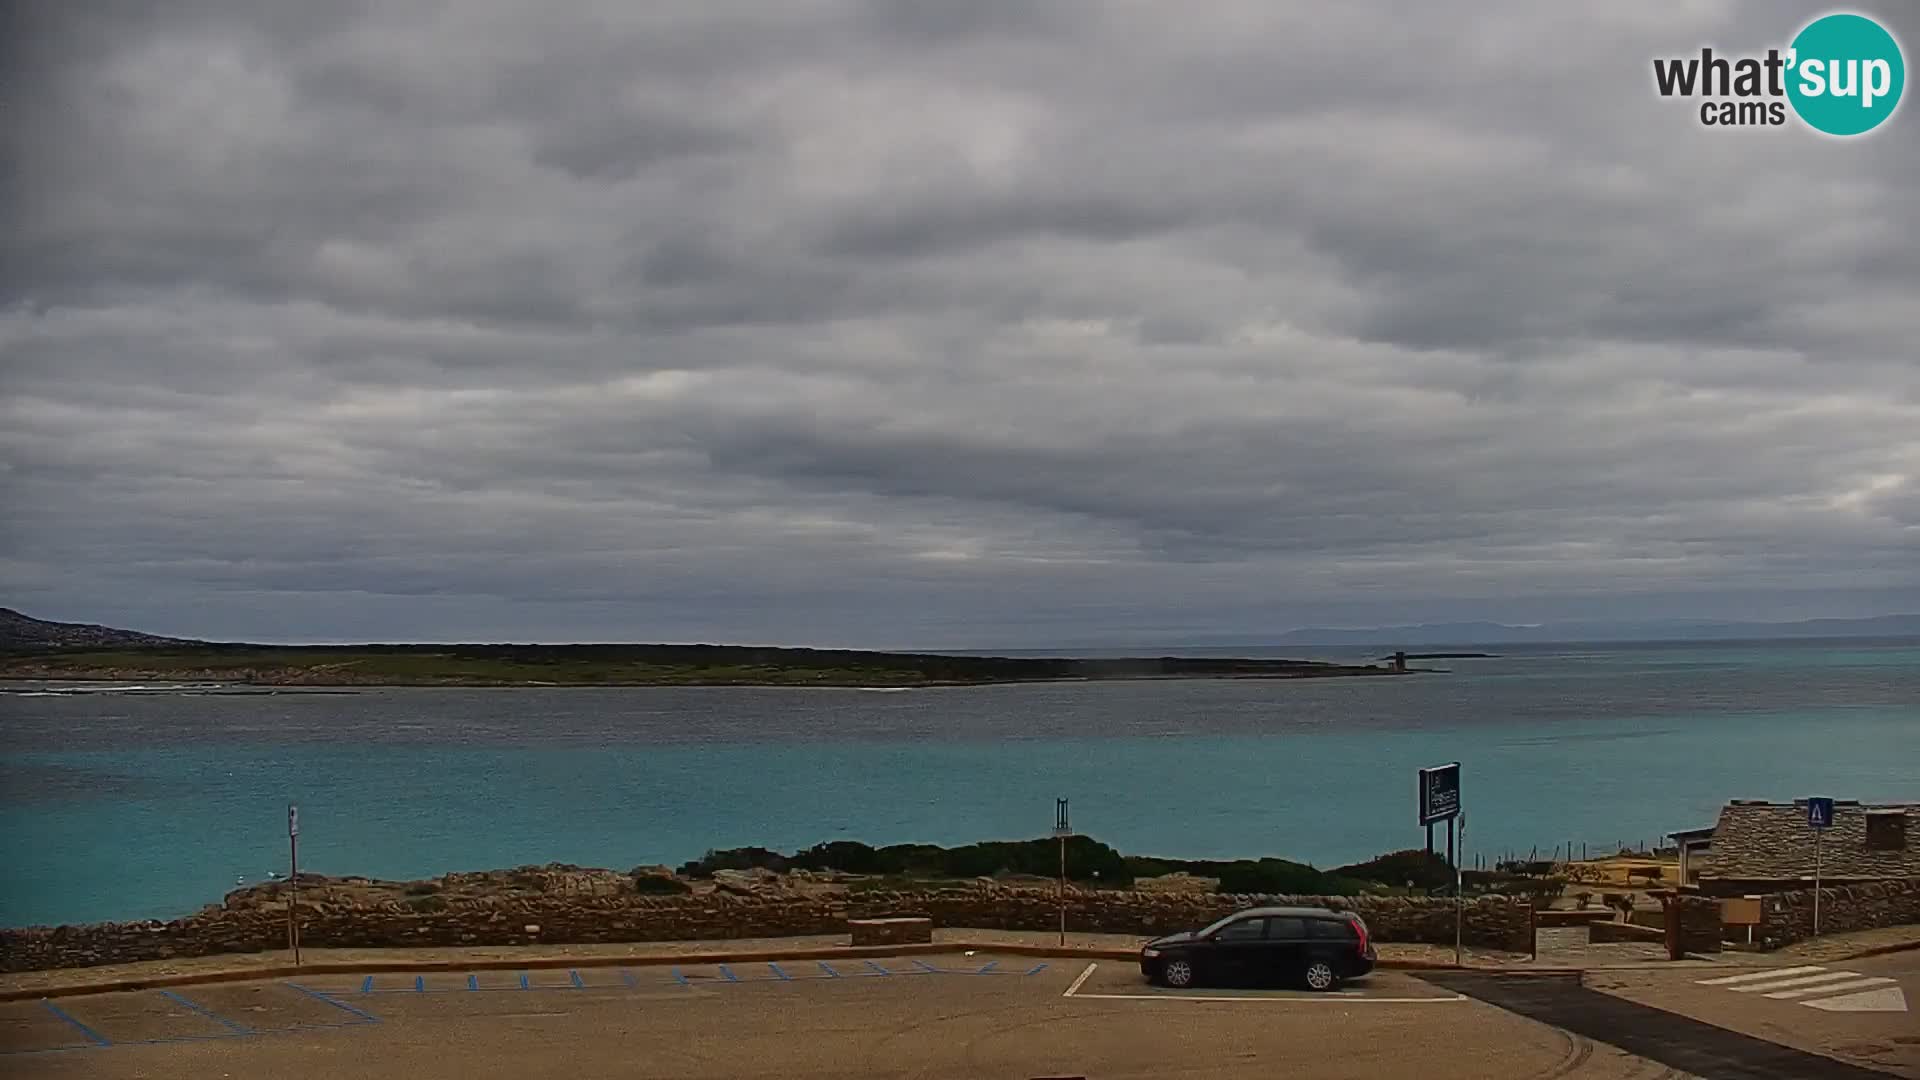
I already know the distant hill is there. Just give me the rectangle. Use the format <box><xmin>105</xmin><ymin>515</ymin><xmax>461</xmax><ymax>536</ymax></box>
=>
<box><xmin>1264</xmin><ymin>614</ymin><xmax>1920</xmax><ymax>647</ymax></box>
<box><xmin>0</xmin><ymin>608</ymin><xmax>196</xmax><ymax>649</ymax></box>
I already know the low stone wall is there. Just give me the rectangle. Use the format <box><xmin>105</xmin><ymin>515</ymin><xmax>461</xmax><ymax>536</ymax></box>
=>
<box><xmin>1668</xmin><ymin>894</ymin><xmax>1723</xmax><ymax>955</ymax></box>
<box><xmin>849</xmin><ymin>917</ymin><xmax>932</xmax><ymax>946</ymax></box>
<box><xmin>1754</xmin><ymin>878</ymin><xmax>1920</xmax><ymax>950</ymax></box>
<box><xmin>1588</xmin><ymin>920</ymin><xmax>1662</xmax><ymax>945</ymax></box>
<box><xmin>0</xmin><ymin>887</ymin><xmax>1533</xmax><ymax>973</ymax></box>
<box><xmin>1534</xmin><ymin>909</ymin><xmax>1613</xmax><ymax>928</ymax></box>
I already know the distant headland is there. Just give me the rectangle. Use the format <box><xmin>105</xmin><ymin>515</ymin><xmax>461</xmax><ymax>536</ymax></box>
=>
<box><xmin>0</xmin><ymin>608</ymin><xmax>1406</xmax><ymax>688</ymax></box>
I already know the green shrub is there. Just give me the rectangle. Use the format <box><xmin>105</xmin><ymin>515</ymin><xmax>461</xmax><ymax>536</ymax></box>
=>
<box><xmin>1214</xmin><ymin>858</ymin><xmax>1343</xmax><ymax>895</ymax></box>
<box><xmin>678</xmin><ymin>847</ymin><xmax>788</xmax><ymax>877</ymax></box>
<box><xmin>789</xmin><ymin>840</ymin><xmax>885</xmax><ymax>874</ymax></box>
<box><xmin>932</xmin><ymin>836</ymin><xmax>1133</xmax><ymax>885</ymax></box>
<box><xmin>1124</xmin><ymin>856</ymin><xmax>1180</xmax><ymax>879</ymax></box>
<box><xmin>1333</xmin><ymin>849</ymin><xmax>1455</xmax><ymax>891</ymax></box>
<box><xmin>405</xmin><ymin>895</ymin><xmax>448</xmax><ymax>913</ymax></box>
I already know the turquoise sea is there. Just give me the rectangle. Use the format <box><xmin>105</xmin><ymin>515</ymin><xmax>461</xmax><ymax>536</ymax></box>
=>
<box><xmin>2</xmin><ymin>638</ymin><xmax>1915</xmax><ymax>926</ymax></box>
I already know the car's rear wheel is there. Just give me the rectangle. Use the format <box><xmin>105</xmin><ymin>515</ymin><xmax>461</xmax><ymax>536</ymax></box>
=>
<box><xmin>1303</xmin><ymin>960</ymin><xmax>1339</xmax><ymax>992</ymax></box>
<box><xmin>1161</xmin><ymin>958</ymin><xmax>1196</xmax><ymax>989</ymax></box>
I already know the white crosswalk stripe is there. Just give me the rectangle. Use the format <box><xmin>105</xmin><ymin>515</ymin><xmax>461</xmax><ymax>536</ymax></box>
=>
<box><xmin>1694</xmin><ymin>965</ymin><xmax>1910</xmax><ymax>1013</ymax></box>
<box><xmin>1805</xmin><ymin>986</ymin><xmax>1909</xmax><ymax>1013</ymax></box>
<box><xmin>1695</xmin><ymin>966</ymin><xmax>1824</xmax><ymax>985</ymax></box>
<box><xmin>1729</xmin><ymin>971</ymin><xmax>1869</xmax><ymax>993</ymax></box>
<box><xmin>1763</xmin><ymin>977</ymin><xmax>1895</xmax><ymax>999</ymax></box>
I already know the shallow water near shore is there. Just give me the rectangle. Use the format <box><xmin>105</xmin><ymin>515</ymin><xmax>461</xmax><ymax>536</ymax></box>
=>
<box><xmin>2</xmin><ymin>638</ymin><xmax>1915</xmax><ymax>926</ymax></box>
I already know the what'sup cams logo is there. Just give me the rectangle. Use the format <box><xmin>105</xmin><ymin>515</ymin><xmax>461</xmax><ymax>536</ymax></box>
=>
<box><xmin>1653</xmin><ymin>11</ymin><xmax>1905</xmax><ymax>135</ymax></box>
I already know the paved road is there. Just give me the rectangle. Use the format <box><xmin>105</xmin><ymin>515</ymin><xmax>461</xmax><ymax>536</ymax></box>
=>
<box><xmin>1431</xmin><ymin>963</ymin><xmax>1915</xmax><ymax>1080</ymax></box>
<box><xmin>1585</xmin><ymin>950</ymin><xmax>1918</xmax><ymax>1078</ymax></box>
<box><xmin>2</xmin><ymin>952</ymin><xmax>1679</xmax><ymax>1079</ymax></box>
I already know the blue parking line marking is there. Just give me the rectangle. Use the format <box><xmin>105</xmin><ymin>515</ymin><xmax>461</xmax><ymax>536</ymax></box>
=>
<box><xmin>468</xmin><ymin>975</ymin><xmax>478</xmax><ymax>991</ymax></box>
<box><xmin>976</xmin><ymin>960</ymin><xmax>998</xmax><ymax>974</ymax></box>
<box><xmin>285</xmin><ymin>984</ymin><xmax>381</xmax><ymax>1024</ymax></box>
<box><xmin>909</xmin><ymin>960</ymin><xmax>939</xmax><ymax>974</ymax></box>
<box><xmin>519</xmin><ymin>973</ymin><xmax>530</xmax><ymax>991</ymax></box>
<box><xmin>864</xmin><ymin>960</ymin><xmax>891</xmax><ymax>975</ymax></box>
<box><xmin>40</xmin><ymin>1000</ymin><xmax>111</xmax><ymax>1047</ymax></box>
<box><xmin>818</xmin><ymin>961</ymin><xmax>841</xmax><ymax>978</ymax></box>
<box><xmin>570</xmin><ymin>970</ymin><xmax>585</xmax><ymax>989</ymax></box>
<box><xmin>361</xmin><ymin>976</ymin><xmax>374</xmax><ymax>994</ymax></box>
<box><xmin>1025</xmin><ymin>963</ymin><xmax>1048</xmax><ymax>976</ymax></box>
<box><xmin>671</xmin><ymin>967</ymin><xmax>689</xmax><ymax>987</ymax></box>
<box><xmin>768</xmin><ymin>962</ymin><xmax>791</xmax><ymax>981</ymax></box>
<box><xmin>621</xmin><ymin>970</ymin><xmax>638</xmax><ymax>989</ymax></box>
<box><xmin>718</xmin><ymin>965</ymin><xmax>739</xmax><ymax>983</ymax></box>
<box><xmin>413</xmin><ymin>976</ymin><xmax>425</xmax><ymax>993</ymax></box>
<box><xmin>160</xmin><ymin>990</ymin><xmax>251</xmax><ymax>1034</ymax></box>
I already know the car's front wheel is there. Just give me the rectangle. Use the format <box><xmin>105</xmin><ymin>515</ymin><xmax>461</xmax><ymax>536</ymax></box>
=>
<box><xmin>1161</xmin><ymin>958</ymin><xmax>1196</xmax><ymax>989</ymax></box>
<box><xmin>1302</xmin><ymin>960</ymin><xmax>1339</xmax><ymax>992</ymax></box>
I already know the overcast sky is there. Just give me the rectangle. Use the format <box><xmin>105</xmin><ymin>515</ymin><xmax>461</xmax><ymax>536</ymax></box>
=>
<box><xmin>3</xmin><ymin>1</ymin><xmax>1916</xmax><ymax>648</ymax></box>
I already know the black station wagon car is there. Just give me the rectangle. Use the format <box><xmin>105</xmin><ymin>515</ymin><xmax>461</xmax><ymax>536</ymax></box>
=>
<box><xmin>1139</xmin><ymin>906</ymin><xmax>1376</xmax><ymax>991</ymax></box>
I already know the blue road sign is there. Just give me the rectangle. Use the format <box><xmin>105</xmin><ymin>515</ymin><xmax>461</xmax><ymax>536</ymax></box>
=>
<box><xmin>1807</xmin><ymin>797</ymin><xmax>1834</xmax><ymax>830</ymax></box>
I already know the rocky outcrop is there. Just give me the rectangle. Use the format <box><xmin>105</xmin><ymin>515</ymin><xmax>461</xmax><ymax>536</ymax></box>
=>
<box><xmin>0</xmin><ymin>884</ymin><xmax>1535</xmax><ymax>973</ymax></box>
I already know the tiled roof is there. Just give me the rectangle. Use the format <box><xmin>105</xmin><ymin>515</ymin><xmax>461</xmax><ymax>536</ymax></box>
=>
<box><xmin>1700</xmin><ymin>800</ymin><xmax>1919</xmax><ymax>881</ymax></box>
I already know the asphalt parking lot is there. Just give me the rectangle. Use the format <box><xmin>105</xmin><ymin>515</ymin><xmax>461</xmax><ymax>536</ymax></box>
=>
<box><xmin>0</xmin><ymin>952</ymin><xmax>1675</xmax><ymax>1079</ymax></box>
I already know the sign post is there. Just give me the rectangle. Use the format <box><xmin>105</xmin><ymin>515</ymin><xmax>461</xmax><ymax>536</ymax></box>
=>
<box><xmin>1454</xmin><ymin>813</ymin><xmax>1466</xmax><ymax>965</ymax></box>
<box><xmin>288</xmin><ymin>804</ymin><xmax>301</xmax><ymax>966</ymax></box>
<box><xmin>1418</xmin><ymin>763</ymin><xmax>1464</xmax><ymax>962</ymax></box>
<box><xmin>1053</xmin><ymin>799</ymin><xmax>1072</xmax><ymax>947</ymax></box>
<box><xmin>1807</xmin><ymin>797</ymin><xmax>1833</xmax><ymax>936</ymax></box>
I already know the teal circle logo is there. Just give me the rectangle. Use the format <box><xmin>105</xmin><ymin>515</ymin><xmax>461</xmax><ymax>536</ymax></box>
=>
<box><xmin>1787</xmin><ymin>13</ymin><xmax>1905</xmax><ymax>136</ymax></box>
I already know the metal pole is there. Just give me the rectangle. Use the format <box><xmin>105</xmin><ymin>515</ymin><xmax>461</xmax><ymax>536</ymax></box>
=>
<box><xmin>1058</xmin><ymin>834</ymin><xmax>1067</xmax><ymax>947</ymax></box>
<box><xmin>1055</xmin><ymin>797</ymin><xmax>1069</xmax><ymax>948</ymax></box>
<box><xmin>1813</xmin><ymin>828</ymin><xmax>1822</xmax><ymax>937</ymax></box>
<box><xmin>1454</xmin><ymin>815</ymin><xmax>1465</xmax><ymax>966</ymax></box>
<box><xmin>289</xmin><ymin>829</ymin><xmax>301</xmax><ymax>965</ymax></box>
<box><xmin>1426</xmin><ymin>822</ymin><xmax>1433</xmax><ymax>856</ymax></box>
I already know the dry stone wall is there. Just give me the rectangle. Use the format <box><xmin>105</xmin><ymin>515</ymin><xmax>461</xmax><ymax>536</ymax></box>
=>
<box><xmin>0</xmin><ymin>886</ymin><xmax>1534</xmax><ymax>973</ymax></box>
<box><xmin>1753</xmin><ymin>878</ymin><xmax>1920</xmax><ymax>949</ymax></box>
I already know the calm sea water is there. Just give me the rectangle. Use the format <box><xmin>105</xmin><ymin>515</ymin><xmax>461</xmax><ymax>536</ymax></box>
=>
<box><xmin>2</xmin><ymin>638</ymin><xmax>1915</xmax><ymax>926</ymax></box>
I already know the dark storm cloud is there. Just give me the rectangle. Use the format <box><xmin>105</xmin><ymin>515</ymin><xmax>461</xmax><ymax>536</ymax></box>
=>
<box><xmin>3</xmin><ymin>0</ymin><xmax>1917</xmax><ymax>646</ymax></box>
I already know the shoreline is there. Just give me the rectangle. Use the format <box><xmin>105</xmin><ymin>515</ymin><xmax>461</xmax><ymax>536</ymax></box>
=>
<box><xmin>0</xmin><ymin>669</ymin><xmax>1415</xmax><ymax>691</ymax></box>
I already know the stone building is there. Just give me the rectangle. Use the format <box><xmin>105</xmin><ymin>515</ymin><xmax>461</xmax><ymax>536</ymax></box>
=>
<box><xmin>1688</xmin><ymin>799</ymin><xmax>1917</xmax><ymax>897</ymax></box>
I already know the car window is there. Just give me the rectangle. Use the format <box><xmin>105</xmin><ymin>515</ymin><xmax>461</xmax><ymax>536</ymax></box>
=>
<box><xmin>1212</xmin><ymin>916</ymin><xmax>1267</xmax><ymax>941</ymax></box>
<box><xmin>1307</xmin><ymin>919</ymin><xmax>1355</xmax><ymax>940</ymax></box>
<box><xmin>1264</xmin><ymin>917</ymin><xmax>1307</xmax><ymax>940</ymax></box>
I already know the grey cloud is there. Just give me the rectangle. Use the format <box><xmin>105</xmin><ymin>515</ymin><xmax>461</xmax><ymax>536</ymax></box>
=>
<box><xmin>3</xmin><ymin>0</ymin><xmax>1917</xmax><ymax>647</ymax></box>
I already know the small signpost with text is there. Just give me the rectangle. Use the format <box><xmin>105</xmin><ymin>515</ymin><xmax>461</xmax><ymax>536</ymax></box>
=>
<box><xmin>1807</xmin><ymin>796</ymin><xmax>1833</xmax><ymax>936</ymax></box>
<box><xmin>288</xmin><ymin>803</ymin><xmax>302</xmax><ymax>965</ymax></box>
<box><xmin>1053</xmin><ymin>798</ymin><xmax>1073</xmax><ymax>946</ymax></box>
<box><xmin>1419</xmin><ymin>763</ymin><xmax>1464</xmax><ymax>963</ymax></box>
